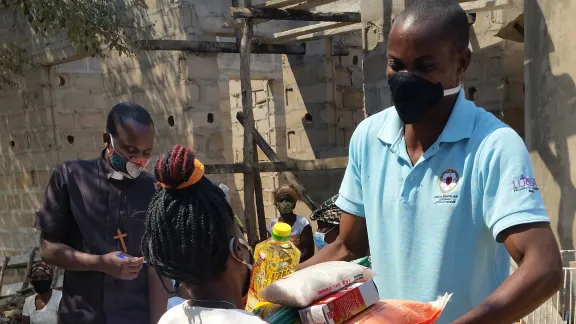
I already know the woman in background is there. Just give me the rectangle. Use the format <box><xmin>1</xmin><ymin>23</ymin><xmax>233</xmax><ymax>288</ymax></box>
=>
<box><xmin>22</xmin><ymin>263</ymin><xmax>62</xmax><ymax>324</ymax></box>
<box><xmin>268</xmin><ymin>185</ymin><xmax>314</xmax><ymax>262</ymax></box>
<box><xmin>309</xmin><ymin>194</ymin><xmax>341</xmax><ymax>251</ymax></box>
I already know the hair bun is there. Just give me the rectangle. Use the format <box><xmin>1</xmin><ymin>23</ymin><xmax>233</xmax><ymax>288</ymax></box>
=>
<box><xmin>154</xmin><ymin>144</ymin><xmax>198</xmax><ymax>189</ymax></box>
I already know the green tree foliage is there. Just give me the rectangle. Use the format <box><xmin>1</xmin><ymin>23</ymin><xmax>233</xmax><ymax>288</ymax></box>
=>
<box><xmin>0</xmin><ymin>0</ymin><xmax>152</xmax><ymax>88</ymax></box>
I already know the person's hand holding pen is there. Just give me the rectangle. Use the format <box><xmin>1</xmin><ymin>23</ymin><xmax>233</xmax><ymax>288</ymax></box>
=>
<box><xmin>96</xmin><ymin>251</ymin><xmax>145</xmax><ymax>280</ymax></box>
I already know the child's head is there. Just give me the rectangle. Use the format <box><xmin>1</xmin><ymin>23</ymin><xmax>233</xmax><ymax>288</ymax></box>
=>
<box><xmin>142</xmin><ymin>145</ymin><xmax>253</xmax><ymax>299</ymax></box>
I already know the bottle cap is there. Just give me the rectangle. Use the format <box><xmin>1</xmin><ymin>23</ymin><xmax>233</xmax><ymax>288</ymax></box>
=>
<box><xmin>271</xmin><ymin>222</ymin><xmax>291</xmax><ymax>241</ymax></box>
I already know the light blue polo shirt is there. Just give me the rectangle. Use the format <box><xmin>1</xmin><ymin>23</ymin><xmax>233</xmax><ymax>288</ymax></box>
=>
<box><xmin>336</xmin><ymin>90</ymin><xmax>549</xmax><ymax>323</ymax></box>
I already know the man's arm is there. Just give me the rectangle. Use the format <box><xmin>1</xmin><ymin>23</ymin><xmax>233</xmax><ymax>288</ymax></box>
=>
<box><xmin>39</xmin><ymin>233</ymin><xmax>101</xmax><ymax>271</ymax></box>
<box><xmin>453</xmin><ymin>223</ymin><xmax>562</xmax><ymax>324</ymax></box>
<box><xmin>454</xmin><ymin>128</ymin><xmax>562</xmax><ymax>323</ymax></box>
<box><xmin>147</xmin><ymin>265</ymin><xmax>170</xmax><ymax>324</ymax></box>
<box><xmin>36</xmin><ymin>165</ymin><xmax>144</xmax><ymax>279</ymax></box>
<box><xmin>36</xmin><ymin>164</ymin><xmax>102</xmax><ymax>272</ymax></box>
<box><xmin>298</xmin><ymin>212</ymin><xmax>369</xmax><ymax>270</ymax></box>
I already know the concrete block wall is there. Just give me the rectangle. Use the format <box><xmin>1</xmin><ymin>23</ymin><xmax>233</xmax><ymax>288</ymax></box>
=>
<box><xmin>0</xmin><ymin>68</ymin><xmax>55</xmax><ymax>258</ymax></box>
<box><xmin>0</xmin><ymin>0</ymin><xmax>228</xmax><ymax>263</ymax></box>
<box><xmin>280</xmin><ymin>32</ymin><xmax>365</xmax><ymax>213</ymax></box>
<box><xmin>464</xmin><ymin>7</ymin><xmax>525</xmax><ymax>138</ymax></box>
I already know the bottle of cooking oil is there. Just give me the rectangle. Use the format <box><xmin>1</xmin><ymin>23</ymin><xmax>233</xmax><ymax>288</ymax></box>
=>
<box><xmin>245</xmin><ymin>222</ymin><xmax>301</xmax><ymax>312</ymax></box>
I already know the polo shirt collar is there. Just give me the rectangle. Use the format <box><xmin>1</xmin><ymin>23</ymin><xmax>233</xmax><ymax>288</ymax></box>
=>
<box><xmin>377</xmin><ymin>89</ymin><xmax>475</xmax><ymax>147</ymax></box>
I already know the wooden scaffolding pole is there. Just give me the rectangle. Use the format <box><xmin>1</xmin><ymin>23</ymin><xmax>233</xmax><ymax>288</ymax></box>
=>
<box><xmin>230</xmin><ymin>7</ymin><xmax>361</xmax><ymax>22</ymax></box>
<box><xmin>237</xmin><ymin>0</ymin><xmax>260</xmax><ymax>246</ymax></box>
<box><xmin>237</xmin><ymin>112</ymin><xmax>319</xmax><ymax>211</ymax></box>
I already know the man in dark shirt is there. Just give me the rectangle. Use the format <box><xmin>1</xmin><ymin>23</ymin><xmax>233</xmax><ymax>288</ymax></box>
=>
<box><xmin>34</xmin><ymin>103</ymin><xmax>168</xmax><ymax>324</ymax></box>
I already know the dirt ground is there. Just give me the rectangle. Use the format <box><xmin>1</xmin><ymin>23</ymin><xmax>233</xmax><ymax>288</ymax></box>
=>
<box><xmin>0</xmin><ymin>293</ymin><xmax>32</xmax><ymax>323</ymax></box>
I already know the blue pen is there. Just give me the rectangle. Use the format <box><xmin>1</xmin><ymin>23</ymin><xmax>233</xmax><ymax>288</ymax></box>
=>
<box><xmin>117</xmin><ymin>253</ymin><xmax>148</xmax><ymax>264</ymax></box>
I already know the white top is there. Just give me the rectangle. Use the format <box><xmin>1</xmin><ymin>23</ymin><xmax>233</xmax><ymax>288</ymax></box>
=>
<box><xmin>22</xmin><ymin>290</ymin><xmax>62</xmax><ymax>324</ymax></box>
<box><xmin>268</xmin><ymin>216</ymin><xmax>310</xmax><ymax>247</ymax></box>
<box><xmin>159</xmin><ymin>302</ymin><xmax>268</xmax><ymax>324</ymax></box>
<box><xmin>268</xmin><ymin>215</ymin><xmax>309</xmax><ymax>235</ymax></box>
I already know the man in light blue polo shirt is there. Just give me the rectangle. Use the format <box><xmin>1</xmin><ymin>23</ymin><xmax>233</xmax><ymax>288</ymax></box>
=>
<box><xmin>299</xmin><ymin>0</ymin><xmax>562</xmax><ymax>323</ymax></box>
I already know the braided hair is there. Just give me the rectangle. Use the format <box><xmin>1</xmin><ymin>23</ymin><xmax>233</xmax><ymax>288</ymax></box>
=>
<box><xmin>142</xmin><ymin>145</ymin><xmax>235</xmax><ymax>290</ymax></box>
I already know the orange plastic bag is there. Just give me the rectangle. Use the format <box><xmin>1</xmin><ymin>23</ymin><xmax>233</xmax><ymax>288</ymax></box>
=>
<box><xmin>343</xmin><ymin>293</ymin><xmax>452</xmax><ymax>324</ymax></box>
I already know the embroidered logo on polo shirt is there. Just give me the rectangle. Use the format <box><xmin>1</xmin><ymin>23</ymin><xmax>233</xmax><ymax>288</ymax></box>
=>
<box><xmin>512</xmin><ymin>174</ymin><xmax>539</xmax><ymax>193</ymax></box>
<box><xmin>439</xmin><ymin>168</ymin><xmax>460</xmax><ymax>193</ymax></box>
<box><xmin>433</xmin><ymin>168</ymin><xmax>460</xmax><ymax>205</ymax></box>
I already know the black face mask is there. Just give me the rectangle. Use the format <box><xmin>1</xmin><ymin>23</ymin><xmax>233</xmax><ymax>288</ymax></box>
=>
<box><xmin>31</xmin><ymin>280</ymin><xmax>52</xmax><ymax>294</ymax></box>
<box><xmin>388</xmin><ymin>71</ymin><xmax>460</xmax><ymax>124</ymax></box>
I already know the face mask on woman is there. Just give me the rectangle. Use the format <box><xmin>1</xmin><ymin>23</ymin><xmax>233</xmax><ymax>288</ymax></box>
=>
<box><xmin>31</xmin><ymin>279</ymin><xmax>52</xmax><ymax>294</ymax></box>
<box><xmin>276</xmin><ymin>201</ymin><xmax>295</xmax><ymax>214</ymax></box>
<box><xmin>313</xmin><ymin>226</ymin><xmax>336</xmax><ymax>251</ymax></box>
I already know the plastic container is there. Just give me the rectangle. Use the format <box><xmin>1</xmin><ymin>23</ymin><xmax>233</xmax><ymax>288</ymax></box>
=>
<box><xmin>245</xmin><ymin>222</ymin><xmax>301</xmax><ymax>312</ymax></box>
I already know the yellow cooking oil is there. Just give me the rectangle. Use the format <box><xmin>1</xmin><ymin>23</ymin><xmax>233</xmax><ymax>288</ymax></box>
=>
<box><xmin>245</xmin><ymin>222</ymin><xmax>301</xmax><ymax>312</ymax></box>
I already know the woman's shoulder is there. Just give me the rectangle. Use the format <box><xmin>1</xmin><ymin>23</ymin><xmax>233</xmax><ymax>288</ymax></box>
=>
<box><xmin>24</xmin><ymin>294</ymin><xmax>36</xmax><ymax>305</ymax></box>
<box><xmin>221</xmin><ymin>309</ymin><xmax>269</xmax><ymax>323</ymax></box>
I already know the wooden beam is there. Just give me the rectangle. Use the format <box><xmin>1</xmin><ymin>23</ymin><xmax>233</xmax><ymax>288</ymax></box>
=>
<box><xmin>222</xmin><ymin>0</ymin><xmax>341</xmax><ymax>29</ymax></box>
<box><xmin>261</xmin><ymin>23</ymin><xmax>361</xmax><ymax>44</ymax></box>
<box><xmin>460</xmin><ymin>0</ymin><xmax>514</xmax><ymax>13</ymax></box>
<box><xmin>253</xmin><ymin>145</ymin><xmax>268</xmax><ymax>241</ymax></box>
<box><xmin>204</xmin><ymin>158</ymin><xmax>349</xmax><ymax>174</ymax></box>
<box><xmin>237</xmin><ymin>112</ymin><xmax>319</xmax><ymax>211</ymax></box>
<box><xmin>240</xmin><ymin>0</ymin><xmax>259</xmax><ymax>246</ymax></box>
<box><xmin>0</xmin><ymin>256</ymin><xmax>9</xmax><ymax>289</ymax></box>
<box><xmin>21</xmin><ymin>247</ymin><xmax>38</xmax><ymax>291</ymax></box>
<box><xmin>231</xmin><ymin>7</ymin><xmax>361</xmax><ymax>23</ymax></box>
<box><xmin>137</xmin><ymin>40</ymin><xmax>306</xmax><ymax>55</ymax></box>
<box><xmin>253</xmin><ymin>0</ymin><xmax>316</xmax><ymax>8</ymax></box>
<box><xmin>258</xmin><ymin>21</ymin><xmax>354</xmax><ymax>44</ymax></box>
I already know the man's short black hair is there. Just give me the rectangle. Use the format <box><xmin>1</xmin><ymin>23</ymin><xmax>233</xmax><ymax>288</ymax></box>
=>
<box><xmin>106</xmin><ymin>102</ymin><xmax>154</xmax><ymax>136</ymax></box>
<box><xmin>398</xmin><ymin>0</ymin><xmax>470</xmax><ymax>51</ymax></box>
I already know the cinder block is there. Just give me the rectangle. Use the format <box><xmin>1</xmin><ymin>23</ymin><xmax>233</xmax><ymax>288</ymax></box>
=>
<box><xmin>78</xmin><ymin>112</ymin><xmax>105</xmax><ymax>129</ymax></box>
<box><xmin>342</xmin><ymin>88</ymin><xmax>363</xmax><ymax>109</ymax></box>
<box><xmin>202</xmin><ymin>83</ymin><xmax>220</xmax><ymax>105</ymax></box>
<box><xmin>186</xmin><ymin>54</ymin><xmax>220</xmax><ymax>82</ymax></box>
<box><xmin>486</xmin><ymin>56</ymin><xmax>502</xmax><ymax>79</ymax></box>
<box><xmin>61</xmin><ymin>92</ymin><xmax>90</xmax><ymax>111</ymax></box>
<box><xmin>465</xmin><ymin>60</ymin><xmax>484</xmax><ymax>81</ymax></box>
<box><xmin>72</xmin><ymin>73</ymin><xmax>104</xmax><ymax>92</ymax></box>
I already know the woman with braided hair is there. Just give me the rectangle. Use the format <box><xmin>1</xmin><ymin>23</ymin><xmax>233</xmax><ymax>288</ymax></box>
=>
<box><xmin>142</xmin><ymin>145</ymin><xmax>266</xmax><ymax>324</ymax></box>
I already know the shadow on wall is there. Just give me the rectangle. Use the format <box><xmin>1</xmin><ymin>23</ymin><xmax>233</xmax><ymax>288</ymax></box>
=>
<box><xmin>282</xmin><ymin>32</ymin><xmax>365</xmax><ymax>204</ymax></box>
<box><xmin>525</xmin><ymin>0</ymin><xmax>576</xmax><ymax>253</ymax></box>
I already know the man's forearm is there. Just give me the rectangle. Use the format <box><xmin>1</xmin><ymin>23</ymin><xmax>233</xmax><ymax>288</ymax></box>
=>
<box><xmin>297</xmin><ymin>239</ymin><xmax>356</xmax><ymax>270</ymax></box>
<box><xmin>453</xmin><ymin>258</ymin><xmax>562</xmax><ymax>324</ymax></box>
<box><xmin>40</xmin><ymin>239</ymin><xmax>101</xmax><ymax>272</ymax></box>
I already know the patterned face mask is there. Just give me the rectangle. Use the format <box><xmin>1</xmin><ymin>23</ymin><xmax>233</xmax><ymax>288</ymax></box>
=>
<box><xmin>276</xmin><ymin>201</ymin><xmax>295</xmax><ymax>214</ymax></box>
<box><xmin>107</xmin><ymin>135</ymin><xmax>149</xmax><ymax>179</ymax></box>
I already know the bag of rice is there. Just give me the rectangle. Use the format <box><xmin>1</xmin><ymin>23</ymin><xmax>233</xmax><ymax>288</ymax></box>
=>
<box><xmin>260</xmin><ymin>261</ymin><xmax>375</xmax><ymax>308</ymax></box>
<box><xmin>343</xmin><ymin>293</ymin><xmax>452</xmax><ymax>324</ymax></box>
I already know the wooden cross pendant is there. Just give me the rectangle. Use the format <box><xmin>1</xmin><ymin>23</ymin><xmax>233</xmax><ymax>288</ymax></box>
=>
<box><xmin>113</xmin><ymin>228</ymin><xmax>128</xmax><ymax>253</ymax></box>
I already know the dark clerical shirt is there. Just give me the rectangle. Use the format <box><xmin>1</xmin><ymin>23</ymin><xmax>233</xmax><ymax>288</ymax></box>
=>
<box><xmin>34</xmin><ymin>150</ymin><xmax>155</xmax><ymax>324</ymax></box>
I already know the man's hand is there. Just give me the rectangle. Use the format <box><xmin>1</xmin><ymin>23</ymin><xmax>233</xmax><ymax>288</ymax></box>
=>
<box><xmin>453</xmin><ymin>223</ymin><xmax>562</xmax><ymax>324</ymax></box>
<box><xmin>298</xmin><ymin>212</ymin><xmax>369</xmax><ymax>270</ymax></box>
<box><xmin>98</xmin><ymin>252</ymin><xmax>144</xmax><ymax>280</ymax></box>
